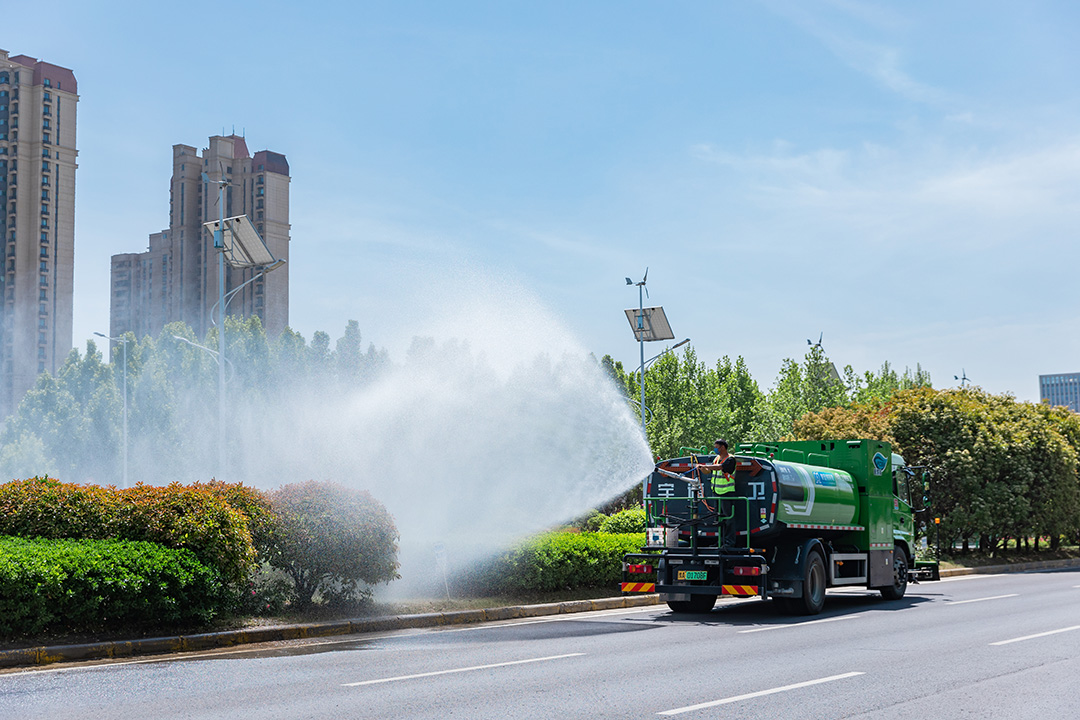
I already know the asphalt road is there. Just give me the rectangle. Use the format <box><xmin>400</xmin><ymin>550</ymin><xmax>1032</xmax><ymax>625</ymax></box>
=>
<box><xmin>3</xmin><ymin>568</ymin><xmax>1079</xmax><ymax>719</ymax></box>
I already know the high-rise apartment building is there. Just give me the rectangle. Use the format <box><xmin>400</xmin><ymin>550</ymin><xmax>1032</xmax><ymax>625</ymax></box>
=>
<box><xmin>1040</xmin><ymin>372</ymin><xmax>1080</xmax><ymax>412</ymax></box>
<box><xmin>111</xmin><ymin>135</ymin><xmax>289</xmax><ymax>341</ymax></box>
<box><xmin>0</xmin><ymin>50</ymin><xmax>77</xmax><ymax>417</ymax></box>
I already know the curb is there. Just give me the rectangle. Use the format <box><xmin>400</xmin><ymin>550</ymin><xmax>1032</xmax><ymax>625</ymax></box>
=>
<box><xmin>5</xmin><ymin>558</ymin><xmax>1078</xmax><ymax>670</ymax></box>
<box><xmin>0</xmin><ymin>594</ymin><xmax>660</xmax><ymax>670</ymax></box>
<box><xmin>938</xmin><ymin>557</ymin><xmax>1080</xmax><ymax>577</ymax></box>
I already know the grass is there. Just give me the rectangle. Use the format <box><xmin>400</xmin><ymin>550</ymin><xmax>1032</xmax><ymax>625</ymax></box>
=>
<box><xmin>938</xmin><ymin>546</ymin><xmax>1080</xmax><ymax>570</ymax></box>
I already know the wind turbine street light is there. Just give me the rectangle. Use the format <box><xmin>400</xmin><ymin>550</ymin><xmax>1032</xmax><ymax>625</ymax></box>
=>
<box><xmin>94</xmin><ymin>332</ymin><xmax>129</xmax><ymax>489</ymax></box>
<box><xmin>198</xmin><ymin>170</ymin><xmax>281</xmax><ymax>483</ymax></box>
<box><xmin>201</xmin><ymin>171</ymin><xmax>229</xmax><ymax>481</ymax></box>
<box><xmin>624</xmin><ymin>269</ymin><xmax>675</xmax><ymax>440</ymax></box>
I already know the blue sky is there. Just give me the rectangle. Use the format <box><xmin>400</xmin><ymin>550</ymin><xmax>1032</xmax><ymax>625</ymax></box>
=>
<box><xmin>10</xmin><ymin>0</ymin><xmax>1080</xmax><ymax>401</ymax></box>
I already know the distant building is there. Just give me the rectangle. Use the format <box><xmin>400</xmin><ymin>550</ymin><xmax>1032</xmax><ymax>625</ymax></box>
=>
<box><xmin>1039</xmin><ymin>372</ymin><xmax>1080</xmax><ymax>412</ymax></box>
<box><xmin>0</xmin><ymin>50</ymin><xmax>78</xmax><ymax>417</ymax></box>
<box><xmin>110</xmin><ymin>134</ymin><xmax>290</xmax><ymax>341</ymax></box>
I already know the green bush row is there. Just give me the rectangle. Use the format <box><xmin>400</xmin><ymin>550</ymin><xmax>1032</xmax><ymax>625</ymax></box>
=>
<box><xmin>466</xmin><ymin>532</ymin><xmax>646</xmax><ymax>594</ymax></box>
<box><xmin>0</xmin><ymin>478</ymin><xmax>402</xmax><ymax>623</ymax></box>
<box><xmin>598</xmin><ymin>509</ymin><xmax>647</xmax><ymax>534</ymax></box>
<box><xmin>0</xmin><ymin>536</ymin><xmax>227</xmax><ymax>637</ymax></box>
<box><xmin>0</xmin><ymin>478</ymin><xmax>257</xmax><ymax>585</ymax></box>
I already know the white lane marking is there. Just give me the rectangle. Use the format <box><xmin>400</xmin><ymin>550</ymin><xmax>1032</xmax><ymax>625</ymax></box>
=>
<box><xmin>990</xmin><ymin>625</ymin><xmax>1080</xmax><ymax>646</ymax></box>
<box><xmin>658</xmin><ymin>672</ymin><xmax>865</xmax><ymax>715</ymax></box>
<box><xmin>342</xmin><ymin>652</ymin><xmax>584</xmax><ymax>687</ymax></box>
<box><xmin>944</xmin><ymin>594</ymin><xmax>1019</xmax><ymax>606</ymax></box>
<box><xmin>441</xmin><ymin>605</ymin><xmax>660</xmax><ymax>632</ymax></box>
<box><xmin>737</xmin><ymin>616</ymin><xmax>858</xmax><ymax>633</ymax></box>
<box><xmin>940</xmin><ymin>574</ymin><xmax>1005</xmax><ymax>582</ymax></box>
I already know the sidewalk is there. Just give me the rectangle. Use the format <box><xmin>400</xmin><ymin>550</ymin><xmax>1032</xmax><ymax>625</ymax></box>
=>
<box><xmin>4</xmin><ymin>558</ymin><xmax>1078</xmax><ymax>669</ymax></box>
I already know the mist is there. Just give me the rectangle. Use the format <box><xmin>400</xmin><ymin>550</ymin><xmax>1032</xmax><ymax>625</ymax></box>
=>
<box><xmin>42</xmin><ymin>270</ymin><xmax>654</xmax><ymax>595</ymax></box>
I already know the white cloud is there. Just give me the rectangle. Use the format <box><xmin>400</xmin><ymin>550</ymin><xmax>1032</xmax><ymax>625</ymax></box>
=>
<box><xmin>761</xmin><ymin>0</ymin><xmax>952</xmax><ymax>106</ymax></box>
<box><xmin>693</xmin><ymin>137</ymin><xmax>1080</xmax><ymax>244</ymax></box>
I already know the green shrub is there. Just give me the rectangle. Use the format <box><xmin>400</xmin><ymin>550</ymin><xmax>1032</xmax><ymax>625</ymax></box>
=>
<box><xmin>195</xmin><ymin>481</ymin><xmax>278</xmax><ymax>561</ymax></box>
<box><xmin>269</xmin><ymin>481</ymin><xmax>400</xmax><ymax>609</ymax></box>
<box><xmin>599</xmin><ymin>508</ymin><xmax>647</xmax><ymax>534</ymax></box>
<box><xmin>467</xmin><ymin>532</ymin><xmax>646</xmax><ymax>594</ymax></box>
<box><xmin>114</xmin><ymin>483</ymin><xmax>256</xmax><ymax>586</ymax></box>
<box><xmin>0</xmin><ymin>536</ymin><xmax>226</xmax><ymax>637</ymax></box>
<box><xmin>0</xmin><ymin>476</ymin><xmax>115</xmax><ymax>538</ymax></box>
<box><xmin>581</xmin><ymin>510</ymin><xmax>606</xmax><ymax>533</ymax></box>
<box><xmin>0</xmin><ymin>477</ymin><xmax>257</xmax><ymax>586</ymax></box>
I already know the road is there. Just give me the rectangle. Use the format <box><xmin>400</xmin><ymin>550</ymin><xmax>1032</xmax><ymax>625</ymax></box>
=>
<box><xmin>2</xmin><ymin>568</ymin><xmax>1078</xmax><ymax>719</ymax></box>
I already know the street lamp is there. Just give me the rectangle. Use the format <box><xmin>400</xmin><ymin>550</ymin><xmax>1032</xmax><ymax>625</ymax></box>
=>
<box><xmin>94</xmin><ymin>332</ymin><xmax>128</xmax><ymax>489</ymax></box>
<box><xmin>210</xmin><ymin>258</ymin><xmax>286</xmax><ymax>319</ymax></box>
<box><xmin>624</xmin><ymin>269</ymin><xmax>675</xmax><ymax>438</ymax></box>
<box><xmin>202</xmin><ymin>171</ymin><xmax>229</xmax><ymax>482</ymax></box>
<box><xmin>172</xmin><ymin>335</ymin><xmax>236</xmax><ymax>379</ymax></box>
<box><xmin>636</xmin><ymin>338</ymin><xmax>690</xmax><ymax>428</ymax></box>
<box><xmin>200</xmin><ymin>171</ymin><xmax>280</xmax><ymax>482</ymax></box>
<box><xmin>644</xmin><ymin>338</ymin><xmax>690</xmax><ymax>372</ymax></box>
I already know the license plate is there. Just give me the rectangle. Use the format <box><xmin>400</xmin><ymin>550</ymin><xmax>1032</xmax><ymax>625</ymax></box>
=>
<box><xmin>677</xmin><ymin>570</ymin><xmax>708</xmax><ymax>581</ymax></box>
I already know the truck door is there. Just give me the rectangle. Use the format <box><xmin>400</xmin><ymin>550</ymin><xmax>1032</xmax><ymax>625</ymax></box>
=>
<box><xmin>891</xmin><ymin>464</ymin><xmax>913</xmax><ymax>552</ymax></box>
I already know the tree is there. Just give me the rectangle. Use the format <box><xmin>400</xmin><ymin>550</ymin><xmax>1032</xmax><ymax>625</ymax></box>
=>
<box><xmin>888</xmin><ymin>387</ymin><xmax>1080</xmax><ymax>555</ymax></box>
<box><xmin>716</xmin><ymin>356</ymin><xmax>767</xmax><ymax>444</ymax></box>
<box><xmin>268</xmin><ymin>481</ymin><xmax>400</xmax><ymax>608</ymax></box>
<box><xmin>335</xmin><ymin>320</ymin><xmax>364</xmax><ymax>385</ymax></box>
<box><xmin>1</xmin><ymin>373</ymin><xmax>87</xmax><ymax>481</ymax></box>
<box><xmin>792</xmin><ymin>402</ymin><xmax>893</xmax><ymax>444</ymax></box>
<box><xmin>849</xmin><ymin>361</ymin><xmax>932</xmax><ymax>405</ymax></box>
<box><xmin>0</xmin><ymin>431</ymin><xmax>53</xmax><ymax>481</ymax></box>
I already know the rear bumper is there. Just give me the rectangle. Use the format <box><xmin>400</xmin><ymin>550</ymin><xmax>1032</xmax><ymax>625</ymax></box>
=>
<box><xmin>622</xmin><ymin>551</ymin><xmax>767</xmax><ymax>598</ymax></box>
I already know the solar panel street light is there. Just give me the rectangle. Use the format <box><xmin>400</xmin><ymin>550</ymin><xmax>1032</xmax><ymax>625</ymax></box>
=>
<box><xmin>203</xmin><ymin>215</ymin><xmax>276</xmax><ymax>268</ymax></box>
<box><xmin>624</xmin><ymin>306</ymin><xmax>675</xmax><ymax>343</ymax></box>
<box><xmin>624</xmin><ymin>270</ymin><xmax>678</xmax><ymax>439</ymax></box>
<box><xmin>199</xmin><ymin>178</ymin><xmax>281</xmax><ymax>481</ymax></box>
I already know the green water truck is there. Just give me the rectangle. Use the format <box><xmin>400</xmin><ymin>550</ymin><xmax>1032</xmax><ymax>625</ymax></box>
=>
<box><xmin>621</xmin><ymin>439</ymin><xmax>937</xmax><ymax>614</ymax></box>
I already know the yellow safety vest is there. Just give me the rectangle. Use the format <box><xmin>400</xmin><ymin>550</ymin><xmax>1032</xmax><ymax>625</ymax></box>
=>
<box><xmin>712</xmin><ymin>472</ymin><xmax>735</xmax><ymax>496</ymax></box>
<box><xmin>705</xmin><ymin>455</ymin><xmax>735</xmax><ymax>495</ymax></box>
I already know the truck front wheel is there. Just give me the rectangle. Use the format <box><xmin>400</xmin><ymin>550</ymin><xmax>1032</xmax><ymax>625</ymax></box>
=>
<box><xmin>880</xmin><ymin>547</ymin><xmax>908</xmax><ymax>601</ymax></box>
<box><xmin>796</xmin><ymin>551</ymin><xmax>826</xmax><ymax>615</ymax></box>
<box><xmin>667</xmin><ymin>594</ymin><xmax>717</xmax><ymax>614</ymax></box>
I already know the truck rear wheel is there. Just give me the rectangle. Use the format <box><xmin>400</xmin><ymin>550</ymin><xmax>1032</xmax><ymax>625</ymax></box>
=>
<box><xmin>795</xmin><ymin>551</ymin><xmax>826</xmax><ymax>615</ymax></box>
<box><xmin>880</xmin><ymin>546</ymin><xmax>908</xmax><ymax>600</ymax></box>
<box><xmin>667</xmin><ymin>594</ymin><xmax>717</xmax><ymax>614</ymax></box>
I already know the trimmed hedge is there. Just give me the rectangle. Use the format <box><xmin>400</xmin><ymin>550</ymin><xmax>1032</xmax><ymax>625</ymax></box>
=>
<box><xmin>467</xmin><ymin>532</ymin><xmax>646</xmax><ymax>594</ymax></box>
<box><xmin>0</xmin><ymin>536</ymin><xmax>226</xmax><ymax>637</ymax></box>
<box><xmin>0</xmin><ymin>477</ymin><xmax>257</xmax><ymax>585</ymax></box>
<box><xmin>193</xmin><ymin>480</ymin><xmax>278</xmax><ymax>561</ymax></box>
<box><xmin>598</xmin><ymin>508</ymin><xmax>647</xmax><ymax>534</ymax></box>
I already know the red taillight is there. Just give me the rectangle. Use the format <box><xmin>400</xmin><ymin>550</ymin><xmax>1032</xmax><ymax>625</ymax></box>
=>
<box><xmin>732</xmin><ymin>566</ymin><xmax>761</xmax><ymax>576</ymax></box>
<box><xmin>627</xmin><ymin>564</ymin><xmax>654</xmax><ymax>574</ymax></box>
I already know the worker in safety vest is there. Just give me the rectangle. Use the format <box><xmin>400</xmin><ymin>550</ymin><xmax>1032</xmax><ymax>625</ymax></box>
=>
<box><xmin>693</xmin><ymin>439</ymin><xmax>737</xmax><ymax>548</ymax></box>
